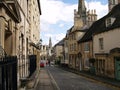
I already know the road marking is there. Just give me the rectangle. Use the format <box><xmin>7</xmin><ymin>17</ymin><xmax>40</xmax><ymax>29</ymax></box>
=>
<box><xmin>47</xmin><ymin>69</ymin><xmax>61</xmax><ymax>90</ymax></box>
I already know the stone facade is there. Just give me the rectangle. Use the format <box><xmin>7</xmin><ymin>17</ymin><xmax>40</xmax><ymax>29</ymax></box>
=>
<box><xmin>40</xmin><ymin>45</ymin><xmax>49</xmax><ymax>60</ymax></box>
<box><xmin>68</xmin><ymin>27</ymin><xmax>85</xmax><ymax>69</ymax></box>
<box><xmin>64</xmin><ymin>35</ymin><xmax>69</xmax><ymax>65</ymax></box>
<box><xmin>95</xmin><ymin>49</ymin><xmax>120</xmax><ymax>80</ymax></box>
<box><xmin>0</xmin><ymin>0</ymin><xmax>21</xmax><ymax>55</ymax></box>
<box><xmin>67</xmin><ymin>0</ymin><xmax>97</xmax><ymax>70</ymax></box>
<box><xmin>0</xmin><ymin>0</ymin><xmax>41</xmax><ymax>89</ymax></box>
<box><xmin>92</xmin><ymin>4</ymin><xmax>120</xmax><ymax>80</ymax></box>
<box><xmin>93</xmin><ymin>28</ymin><xmax>120</xmax><ymax>54</ymax></box>
<box><xmin>54</xmin><ymin>40</ymin><xmax>64</xmax><ymax>64</ymax></box>
<box><xmin>78</xmin><ymin>41</ymin><xmax>93</xmax><ymax>71</ymax></box>
<box><xmin>94</xmin><ymin>28</ymin><xmax>120</xmax><ymax>79</ymax></box>
<box><xmin>55</xmin><ymin>45</ymin><xmax>63</xmax><ymax>60</ymax></box>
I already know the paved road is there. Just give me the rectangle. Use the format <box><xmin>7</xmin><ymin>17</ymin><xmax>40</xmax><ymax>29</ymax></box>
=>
<box><xmin>46</xmin><ymin>66</ymin><xmax>117</xmax><ymax>90</ymax></box>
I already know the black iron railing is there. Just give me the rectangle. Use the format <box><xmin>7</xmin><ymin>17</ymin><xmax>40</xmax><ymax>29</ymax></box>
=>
<box><xmin>0</xmin><ymin>56</ymin><xmax>17</xmax><ymax>90</ymax></box>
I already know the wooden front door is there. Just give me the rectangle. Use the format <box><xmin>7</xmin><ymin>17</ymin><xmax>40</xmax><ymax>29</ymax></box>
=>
<box><xmin>115</xmin><ymin>57</ymin><xmax>120</xmax><ymax>80</ymax></box>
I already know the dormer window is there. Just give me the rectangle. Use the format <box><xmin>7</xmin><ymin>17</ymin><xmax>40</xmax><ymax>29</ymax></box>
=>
<box><xmin>106</xmin><ymin>17</ymin><xmax>116</xmax><ymax>27</ymax></box>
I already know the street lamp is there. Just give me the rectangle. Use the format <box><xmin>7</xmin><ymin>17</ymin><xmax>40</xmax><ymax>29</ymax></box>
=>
<box><xmin>36</xmin><ymin>39</ymin><xmax>42</xmax><ymax>49</ymax></box>
<box><xmin>0</xmin><ymin>45</ymin><xmax>7</xmax><ymax>58</ymax></box>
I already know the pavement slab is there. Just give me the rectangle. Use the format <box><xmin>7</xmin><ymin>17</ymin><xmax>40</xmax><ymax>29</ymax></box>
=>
<box><xmin>35</xmin><ymin>68</ymin><xmax>59</xmax><ymax>90</ymax></box>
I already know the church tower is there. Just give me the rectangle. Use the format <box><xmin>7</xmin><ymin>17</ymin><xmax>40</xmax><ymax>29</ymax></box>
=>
<box><xmin>77</xmin><ymin>0</ymin><xmax>97</xmax><ymax>27</ymax></box>
<box><xmin>78</xmin><ymin>0</ymin><xmax>87</xmax><ymax>25</ymax></box>
<box><xmin>108</xmin><ymin>0</ymin><xmax>120</xmax><ymax>11</ymax></box>
<box><xmin>74</xmin><ymin>9</ymin><xmax>83</xmax><ymax>30</ymax></box>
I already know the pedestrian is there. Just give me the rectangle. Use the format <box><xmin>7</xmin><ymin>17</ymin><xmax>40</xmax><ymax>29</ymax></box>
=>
<box><xmin>48</xmin><ymin>60</ymin><xmax>50</xmax><ymax>66</ymax></box>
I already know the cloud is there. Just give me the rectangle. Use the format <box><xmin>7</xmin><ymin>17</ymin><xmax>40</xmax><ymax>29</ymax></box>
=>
<box><xmin>40</xmin><ymin>0</ymin><xmax>108</xmax><ymax>45</ymax></box>
<box><xmin>40</xmin><ymin>0</ymin><xmax>77</xmax><ymax>24</ymax></box>
<box><xmin>41</xmin><ymin>0</ymin><xmax>108</xmax><ymax>25</ymax></box>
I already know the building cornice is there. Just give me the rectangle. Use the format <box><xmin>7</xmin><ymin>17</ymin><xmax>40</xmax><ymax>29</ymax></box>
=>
<box><xmin>0</xmin><ymin>0</ymin><xmax>21</xmax><ymax>23</ymax></box>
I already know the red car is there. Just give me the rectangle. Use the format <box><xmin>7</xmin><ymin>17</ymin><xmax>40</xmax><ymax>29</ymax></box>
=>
<box><xmin>40</xmin><ymin>62</ymin><xmax>44</xmax><ymax>67</ymax></box>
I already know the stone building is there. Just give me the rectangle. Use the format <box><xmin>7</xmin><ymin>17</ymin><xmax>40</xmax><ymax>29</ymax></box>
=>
<box><xmin>78</xmin><ymin>2</ymin><xmax>120</xmax><ymax>80</ymax></box>
<box><xmin>17</xmin><ymin>0</ymin><xmax>41</xmax><ymax>89</ymax></box>
<box><xmin>0</xmin><ymin>0</ymin><xmax>21</xmax><ymax>56</ymax></box>
<box><xmin>40</xmin><ymin>45</ymin><xmax>49</xmax><ymax>60</ymax></box>
<box><xmin>63</xmin><ymin>31</ymin><xmax>69</xmax><ymax>66</ymax></box>
<box><xmin>78</xmin><ymin>31</ymin><xmax>93</xmax><ymax>71</ymax></box>
<box><xmin>0</xmin><ymin>0</ymin><xmax>41</xmax><ymax>89</ymax></box>
<box><xmin>67</xmin><ymin>0</ymin><xmax>97</xmax><ymax>70</ymax></box>
<box><xmin>68</xmin><ymin>27</ymin><xmax>86</xmax><ymax>69</ymax></box>
<box><xmin>93</xmin><ymin>4</ymin><xmax>120</xmax><ymax>80</ymax></box>
<box><xmin>0</xmin><ymin>1</ymin><xmax>21</xmax><ymax>89</ymax></box>
<box><xmin>54</xmin><ymin>39</ymin><xmax>64</xmax><ymax>64</ymax></box>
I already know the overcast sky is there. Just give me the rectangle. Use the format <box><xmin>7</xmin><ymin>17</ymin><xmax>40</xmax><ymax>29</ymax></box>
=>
<box><xmin>40</xmin><ymin>0</ymin><xmax>108</xmax><ymax>46</ymax></box>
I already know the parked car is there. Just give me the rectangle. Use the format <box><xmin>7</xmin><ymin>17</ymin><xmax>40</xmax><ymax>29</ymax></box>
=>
<box><xmin>40</xmin><ymin>62</ymin><xmax>44</xmax><ymax>67</ymax></box>
<box><xmin>40</xmin><ymin>60</ymin><xmax>48</xmax><ymax>67</ymax></box>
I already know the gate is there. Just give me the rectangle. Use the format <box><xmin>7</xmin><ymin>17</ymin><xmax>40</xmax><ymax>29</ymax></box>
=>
<box><xmin>115</xmin><ymin>57</ymin><xmax>120</xmax><ymax>80</ymax></box>
<box><xmin>0</xmin><ymin>45</ymin><xmax>17</xmax><ymax>90</ymax></box>
<box><xmin>0</xmin><ymin>56</ymin><xmax>17</xmax><ymax>90</ymax></box>
<box><xmin>29</xmin><ymin>55</ymin><xmax>37</xmax><ymax>77</ymax></box>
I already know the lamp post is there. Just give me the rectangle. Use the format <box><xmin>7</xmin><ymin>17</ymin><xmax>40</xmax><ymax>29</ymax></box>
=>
<box><xmin>0</xmin><ymin>45</ymin><xmax>7</xmax><ymax>58</ymax></box>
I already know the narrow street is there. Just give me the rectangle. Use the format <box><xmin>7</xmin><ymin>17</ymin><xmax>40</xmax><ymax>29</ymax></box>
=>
<box><xmin>36</xmin><ymin>66</ymin><xmax>119</xmax><ymax>90</ymax></box>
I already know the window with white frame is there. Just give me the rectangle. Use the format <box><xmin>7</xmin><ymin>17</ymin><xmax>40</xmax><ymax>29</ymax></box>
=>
<box><xmin>106</xmin><ymin>17</ymin><xmax>116</xmax><ymax>27</ymax></box>
<box><xmin>99</xmin><ymin>38</ymin><xmax>104</xmax><ymax>50</ymax></box>
<box><xmin>106</xmin><ymin>18</ymin><xmax>111</xmax><ymax>27</ymax></box>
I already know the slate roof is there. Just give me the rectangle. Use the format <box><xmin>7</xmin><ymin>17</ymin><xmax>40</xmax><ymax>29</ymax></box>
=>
<box><xmin>78</xmin><ymin>4</ymin><xmax>120</xmax><ymax>43</ymax></box>
<box><xmin>54</xmin><ymin>39</ymin><xmax>64</xmax><ymax>47</ymax></box>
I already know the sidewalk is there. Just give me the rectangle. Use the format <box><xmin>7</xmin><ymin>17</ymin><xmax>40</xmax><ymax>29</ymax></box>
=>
<box><xmin>58</xmin><ymin>66</ymin><xmax>120</xmax><ymax>88</ymax></box>
<box><xmin>35</xmin><ymin>68</ymin><xmax>59</xmax><ymax>90</ymax></box>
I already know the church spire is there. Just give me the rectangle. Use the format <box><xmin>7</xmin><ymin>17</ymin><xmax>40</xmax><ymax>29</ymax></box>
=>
<box><xmin>78</xmin><ymin>0</ymin><xmax>87</xmax><ymax>25</ymax></box>
<box><xmin>49</xmin><ymin>37</ymin><xmax>52</xmax><ymax>49</ymax></box>
<box><xmin>48</xmin><ymin>37</ymin><xmax>52</xmax><ymax>57</ymax></box>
